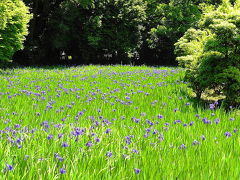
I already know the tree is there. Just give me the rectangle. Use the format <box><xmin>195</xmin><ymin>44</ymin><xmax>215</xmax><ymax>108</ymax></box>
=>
<box><xmin>15</xmin><ymin>0</ymin><xmax>145</xmax><ymax>65</ymax></box>
<box><xmin>142</xmin><ymin>0</ymin><xmax>226</xmax><ymax>65</ymax></box>
<box><xmin>37</xmin><ymin>0</ymin><xmax>146</xmax><ymax>64</ymax></box>
<box><xmin>0</xmin><ymin>0</ymin><xmax>31</xmax><ymax>67</ymax></box>
<box><xmin>137</xmin><ymin>0</ymin><xmax>203</xmax><ymax>65</ymax></box>
<box><xmin>175</xmin><ymin>0</ymin><xmax>240</xmax><ymax>108</ymax></box>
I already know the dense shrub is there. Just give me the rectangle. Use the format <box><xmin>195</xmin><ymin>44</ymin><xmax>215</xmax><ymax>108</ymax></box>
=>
<box><xmin>0</xmin><ymin>0</ymin><xmax>31</xmax><ymax>66</ymax></box>
<box><xmin>175</xmin><ymin>0</ymin><xmax>240</xmax><ymax>108</ymax></box>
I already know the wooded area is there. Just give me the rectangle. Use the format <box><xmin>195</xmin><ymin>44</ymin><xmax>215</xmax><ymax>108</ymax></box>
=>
<box><xmin>2</xmin><ymin>0</ymin><xmax>234</xmax><ymax>66</ymax></box>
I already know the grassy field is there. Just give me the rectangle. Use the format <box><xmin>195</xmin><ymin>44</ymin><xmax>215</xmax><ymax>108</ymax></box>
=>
<box><xmin>0</xmin><ymin>65</ymin><xmax>239</xmax><ymax>179</ymax></box>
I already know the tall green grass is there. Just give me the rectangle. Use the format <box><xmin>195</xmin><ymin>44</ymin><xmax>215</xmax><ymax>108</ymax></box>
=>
<box><xmin>0</xmin><ymin>65</ymin><xmax>239</xmax><ymax>179</ymax></box>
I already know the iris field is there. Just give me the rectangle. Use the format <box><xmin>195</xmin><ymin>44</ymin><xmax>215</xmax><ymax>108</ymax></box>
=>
<box><xmin>0</xmin><ymin>66</ymin><xmax>239</xmax><ymax>179</ymax></box>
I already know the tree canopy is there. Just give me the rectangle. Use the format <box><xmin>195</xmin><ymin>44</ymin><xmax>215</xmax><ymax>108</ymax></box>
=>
<box><xmin>0</xmin><ymin>0</ymin><xmax>238</xmax><ymax>69</ymax></box>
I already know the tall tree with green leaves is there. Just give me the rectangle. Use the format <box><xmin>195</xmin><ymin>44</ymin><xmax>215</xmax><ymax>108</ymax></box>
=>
<box><xmin>141</xmin><ymin>0</ymin><xmax>227</xmax><ymax>65</ymax></box>
<box><xmin>39</xmin><ymin>0</ymin><xmax>146</xmax><ymax>64</ymax></box>
<box><xmin>145</xmin><ymin>0</ymin><xmax>202</xmax><ymax>65</ymax></box>
<box><xmin>0</xmin><ymin>0</ymin><xmax>31</xmax><ymax>67</ymax></box>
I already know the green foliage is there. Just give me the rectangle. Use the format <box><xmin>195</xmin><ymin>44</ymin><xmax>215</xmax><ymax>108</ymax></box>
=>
<box><xmin>148</xmin><ymin>1</ymin><xmax>201</xmax><ymax>44</ymax></box>
<box><xmin>12</xmin><ymin>0</ymin><xmax>238</xmax><ymax>66</ymax></box>
<box><xmin>175</xmin><ymin>0</ymin><xmax>240</xmax><ymax>107</ymax></box>
<box><xmin>0</xmin><ymin>0</ymin><xmax>31</xmax><ymax>66</ymax></box>
<box><xmin>144</xmin><ymin>0</ymin><xmax>202</xmax><ymax>65</ymax></box>
<box><xmin>30</xmin><ymin>0</ymin><xmax>146</xmax><ymax>64</ymax></box>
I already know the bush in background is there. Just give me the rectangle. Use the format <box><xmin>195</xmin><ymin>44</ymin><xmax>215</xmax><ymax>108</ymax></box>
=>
<box><xmin>175</xmin><ymin>0</ymin><xmax>240</xmax><ymax>108</ymax></box>
<box><xmin>0</xmin><ymin>0</ymin><xmax>31</xmax><ymax>67</ymax></box>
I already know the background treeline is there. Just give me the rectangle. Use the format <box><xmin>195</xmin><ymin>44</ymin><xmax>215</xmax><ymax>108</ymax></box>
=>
<box><xmin>11</xmin><ymin>0</ymin><xmax>233</xmax><ymax>66</ymax></box>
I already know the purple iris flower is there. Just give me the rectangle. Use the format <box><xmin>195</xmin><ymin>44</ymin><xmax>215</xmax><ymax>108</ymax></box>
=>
<box><xmin>202</xmin><ymin>118</ymin><xmax>211</xmax><ymax>124</ymax></box>
<box><xmin>78</xmin><ymin>111</ymin><xmax>84</xmax><ymax>116</ymax></box>
<box><xmin>157</xmin><ymin>115</ymin><xmax>164</xmax><ymax>119</ymax></box>
<box><xmin>62</xmin><ymin>142</ymin><xmax>69</xmax><ymax>147</ymax></box>
<box><xmin>95</xmin><ymin>138</ymin><xmax>100</xmax><ymax>143</ymax></box>
<box><xmin>134</xmin><ymin>168</ymin><xmax>141</xmax><ymax>174</ymax></box>
<box><xmin>125</xmin><ymin>96</ymin><xmax>130</xmax><ymax>99</ymax></box>
<box><xmin>224</xmin><ymin>132</ymin><xmax>232</xmax><ymax>137</ymax></box>
<box><xmin>106</xmin><ymin>151</ymin><xmax>113</xmax><ymax>158</ymax></box>
<box><xmin>189</xmin><ymin>121</ymin><xmax>194</xmax><ymax>126</ymax></box>
<box><xmin>125</xmin><ymin>136</ymin><xmax>132</xmax><ymax>144</ymax></box>
<box><xmin>6</xmin><ymin>164</ymin><xmax>13</xmax><ymax>171</ymax></box>
<box><xmin>15</xmin><ymin>124</ymin><xmax>21</xmax><ymax>128</ymax></box>
<box><xmin>195</xmin><ymin>114</ymin><xmax>200</xmax><ymax>118</ymax></box>
<box><xmin>60</xmin><ymin>168</ymin><xmax>66</xmax><ymax>174</ymax></box>
<box><xmin>106</xmin><ymin>129</ymin><xmax>111</xmax><ymax>134</ymax></box>
<box><xmin>58</xmin><ymin>133</ymin><xmax>64</xmax><ymax>139</ymax></box>
<box><xmin>209</xmin><ymin>103</ymin><xmax>215</xmax><ymax>110</ymax></box>
<box><xmin>47</xmin><ymin>134</ymin><xmax>53</xmax><ymax>140</ymax></box>
<box><xmin>146</xmin><ymin>128</ymin><xmax>151</xmax><ymax>133</ymax></box>
<box><xmin>16</xmin><ymin>138</ymin><xmax>21</xmax><ymax>144</ymax></box>
<box><xmin>132</xmin><ymin>149</ymin><xmax>139</xmax><ymax>154</ymax></box>
<box><xmin>134</xmin><ymin>119</ymin><xmax>140</xmax><ymax>123</ymax></box>
<box><xmin>174</xmin><ymin>120</ymin><xmax>181</xmax><ymax>124</ymax></box>
<box><xmin>54</xmin><ymin>153</ymin><xmax>64</xmax><ymax>162</ymax></box>
<box><xmin>86</xmin><ymin>141</ymin><xmax>93</xmax><ymax>147</ymax></box>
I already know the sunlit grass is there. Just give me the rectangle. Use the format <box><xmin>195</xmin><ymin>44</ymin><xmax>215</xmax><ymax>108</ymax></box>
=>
<box><xmin>0</xmin><ymin>65</ymin><xmax>239</xmax><ymax>179</ymax></box>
